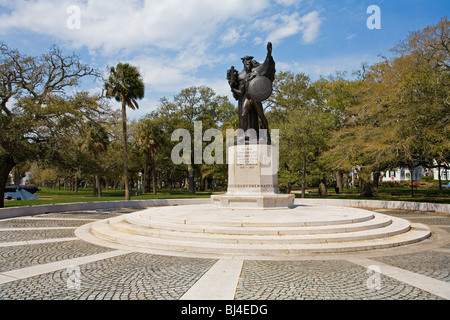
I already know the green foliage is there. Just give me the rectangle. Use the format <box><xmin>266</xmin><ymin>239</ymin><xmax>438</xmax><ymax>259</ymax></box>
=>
<box><xmin>2</xmin><ymin>17</ymin><xmax>449</xmax><ymax>206</ymax></box>
<box><xmin>323</xmin><ymin>17</ymin><xmax>449</xmax><ymax>197</ymax></box>
<box><xmin>104</xmin><ymin>62</ymin><xmax>145</xmax><ymax>200</ymax></box>
<box><xmin>152</xmin><ymin>86</ymin><xmax>235</xmax><ymax>193</ymax></box>
<box><xmin>0</xmin><ymin>43</ymin><xmax>98</xmax><ymax>207</ymax></box>
<box><xmin>104</xmin><ymin>62</ymin><xmax>145</xmax><ymax>109</ymax></box>
<box><xmin>269</xmin><ymin>71</ymin><xmax>335</xmax><ymax>195</ymax></box>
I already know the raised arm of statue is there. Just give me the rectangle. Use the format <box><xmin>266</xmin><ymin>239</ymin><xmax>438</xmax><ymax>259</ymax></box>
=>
<box><xmin>253</xmin><ymin>42</ymin><xmax>275</xmax><ymax>82</ymax></box>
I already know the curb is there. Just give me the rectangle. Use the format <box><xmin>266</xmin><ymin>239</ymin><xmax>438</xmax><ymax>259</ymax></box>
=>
<box><xmin>0</xmin><ymin>197</ymin><xmax>448</xmax><ymax>220</ymax></box>
<box><xmin>0</xmin><ymin>198</ymin><xmax>210</xmax><ymax>219</ymax></box>
<box><xmin>295</xmin><ymin>198</ymin><xmax>450</xmax><ymax>214</ymax></box>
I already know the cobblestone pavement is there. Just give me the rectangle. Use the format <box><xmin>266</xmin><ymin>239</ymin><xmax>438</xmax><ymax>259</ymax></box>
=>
<box><xmin>0</xmin><ymin>229</ymin><xmax>76</xmax><ymax>243</ymax></box>
<box><xmin>0</xmin><ymin>207</ymin><xmax>449</xmax><ymax>300</ymax></box>
<box><xmin>235</xmin><ymin>260</ymin><xmax>441</xmax><ymax>300</ymax></box>
<box><xmin>0</xmin><ymin>253</ymin><xmax>216</xmax><ymax>300</ymax></box>
<box><xmin>372</xmin><ymin>251</ymin><xmax>450</xmax><ymax>283</ymax></box>
<box><xmin>0</xmin><ymin>240</ymin><xmax>113</xmax><ymax>272</ymax></box>
<box><xmin>0</xmin><ymin>218</ymin><xmax>90</xmax><ymax>228</ymax></box>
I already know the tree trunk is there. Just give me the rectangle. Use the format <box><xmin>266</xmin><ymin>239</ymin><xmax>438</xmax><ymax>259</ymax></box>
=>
<box><xmin>318</xmin><ymin>182</ymin><xmax>327</xmax><ymax>196</ymax></box>
<box><xmin>343</xmin><ymin>172</ymin><xmax>349</xmax><ymax>189</ymax></box>
<box><xmin>301</xmin><ymin>151</ymin><xmax>306</xmax><ymax>198</ymax></box>
<box><xmin>438</xmin><ymin>164</ymin><xmax>442</xmax><ymax>195</ymax></box>
<box><xmin>121</xmin><ymin>99</ymin><xmax>131</xmax><ymax>200</ymax></box>
<box><xmin>351</xmin><ymin>168</ymin><xmax>356</xmax><ymax>188</ymax></box>
<box><xmin>200</xmin><ymin>175</ymin><xmax>206</xmax><ymax>192</ymax></box>
<box><xmin>336</xmin><ymin>171</ymin><xmax>343</xmax><ymax>193</ymax></box>
<box><xmin>187</xmin><ymin>164</ymin><xmax>195</xmax><ymax>194</ymax></box>
<box><xmin>409</xmin><ymin>166</ymin><xmax>415</xmax><ymax>198</ymax></box>
<box><xmin>93</xmin><ymin>177</ymin><xmax>97</xmax><ymax>196</ymax></box>
<box><xmin>0</xmin><ymin>158</ymin><xmax>16</xmax><ymax>208</ymax></box>
<box><xmin>151</xmin><ymin>155</ymin><xmax>157</xmax><ymax>195</ymax></box>
<box><xmin>13</xmin><ymin>167</ymin><xmax>22</xmax><ymax>185</ymax></box>
<box><xmin>360</xmin><ymin>180</ymin><xmax>373</xmax><ymax>197</ymax></box>
<box><xmin>372</xmin><ymin>171</ymin><xmax>380</xmax><ymax>195</ymax></box>
<box><xmin>95</xmin><ymin>174</ymin><xmax>102</xmax><ymax>197</ymax></box>
<box><xmin>143</xmin><ymin>152</ymin><xmax>149</xmax><ymax>193</ymax></box>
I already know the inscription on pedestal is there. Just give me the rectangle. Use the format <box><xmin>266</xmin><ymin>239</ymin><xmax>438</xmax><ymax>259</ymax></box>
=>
<box><xmin>212</xmin><ymin>144</ymin><xmax>294</xmax><ymax>208</ymax></box>
<box><xmin>235</xmin><ymin>145</ymin><xmax>258</xmax><ymax>168</ymax></box>
<box><xmin>228</xmin><ymin>184</ymin><xmax>276</xmax><ymax>188</ymax></box>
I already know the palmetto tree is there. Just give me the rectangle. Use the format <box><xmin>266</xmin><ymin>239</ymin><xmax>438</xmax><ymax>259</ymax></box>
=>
<box><xmin>104</xmin><ymin>63</ymin><xmax>145</xmax><ymax>200</ymax></box>
<box><xmin>136</xmin><ymin>116</ymin><xmax>165</xmax><ymax>195</ymax></box>
<box><xmin>83</xmin><ymin>120</ymin><xmax>110</xmax><ymax>197</ymax></box>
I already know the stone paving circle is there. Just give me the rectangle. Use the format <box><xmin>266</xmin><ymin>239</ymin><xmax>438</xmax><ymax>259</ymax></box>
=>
<box><xmin>0</xmin><ymin>202</ymin><xmax>449</xmax><ymax>305</ymax></box>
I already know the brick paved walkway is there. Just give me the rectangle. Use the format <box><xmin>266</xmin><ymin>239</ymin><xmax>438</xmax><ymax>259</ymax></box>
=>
<box><xmin>0</xmin><ymin>207</ymin><xmax>449</xmax><ymax>301</ymax></box>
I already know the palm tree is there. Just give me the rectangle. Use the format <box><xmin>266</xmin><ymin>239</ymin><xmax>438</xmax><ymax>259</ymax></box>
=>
<box><xmin>83</xmin><ymin>121</ymin><xmax>109</xmax><ymax>197</ymax></box>
<box><xmin>104</xmin><ymin>63</ymin><xmax>145</xmax><ymax>200</ymax></box>
<box><xmin>136</xmin><ymin>117</ymin><xmax>164</xmax><ymax>195</ymax></box>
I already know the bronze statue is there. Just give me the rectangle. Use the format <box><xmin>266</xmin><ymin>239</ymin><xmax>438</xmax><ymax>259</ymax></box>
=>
<box><xmin>227</xmin><ymin>42</ymin><xmax>275</xmax><ymax>142</ymax></box>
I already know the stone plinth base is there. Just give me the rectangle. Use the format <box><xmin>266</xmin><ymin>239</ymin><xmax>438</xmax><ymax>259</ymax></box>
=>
<box><xmin>213</xmin><ymin>143</ymin><xmax>294</xmax><ymax>209</ymax></box>
<box><xmin>211</xmin><ymin>193</ymin><xmax>294</xmax><ymax>209</ymax></box>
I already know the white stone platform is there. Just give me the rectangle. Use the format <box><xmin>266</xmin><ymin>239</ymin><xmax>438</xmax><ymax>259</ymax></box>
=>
<box><xmin>78</xmin><ymin>203</ymin><xmax>431</xmax><ymax>259</ymax></box>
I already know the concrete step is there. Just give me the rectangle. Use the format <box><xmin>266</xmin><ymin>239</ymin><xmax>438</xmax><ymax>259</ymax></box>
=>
<box><xmin>89</xmin><ymin>219</ymin><xmax>430</xmax><ymax>256</ymax></box>
<box><xmin>125</xmin><ymin>210</ymin><xmax>378</xmax><ymax>235</ymax></box>
<box><xmin>110</xmin><ymin>214</ymin><xmax>395</xmax><ymax>240</ymax></box>
<box><xmin>86</xmin><ymin>204</ymin><xmax>432</xmax><ymax>258</ymax></box>
<box><xmin>105</xmin><ymin>215</ymin><xmax>408</xmax><ymax>245</ymax></box>
<box><xmin>131</xmin><ymin>204</ymin><xmax>375</xmax><ymax>228</ymax></box>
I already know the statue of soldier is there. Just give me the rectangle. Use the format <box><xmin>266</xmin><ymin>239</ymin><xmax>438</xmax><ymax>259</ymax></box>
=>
<box><xmin>227</xmin><ymin>42</ymin><xmax>275</xmax><ymax>143</ymax></box>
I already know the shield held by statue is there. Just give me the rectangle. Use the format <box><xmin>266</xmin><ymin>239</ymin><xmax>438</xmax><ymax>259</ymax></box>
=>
<box><xmin>247</xmin><ymin>76</ymin><xmax>273</xmax><ymax>102</ymax></box>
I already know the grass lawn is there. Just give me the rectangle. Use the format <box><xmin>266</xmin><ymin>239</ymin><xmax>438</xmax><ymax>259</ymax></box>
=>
<box><xmin>2</xmin><ymin>185</ymin><xmax>449</xmax><ymax>208</ymax></box>
<box><xmin>2</xmin><ymin>187</ymin><xmax>212</xmax><ymax>208</ymax></box>
<box><xmin>293</xmin><ymin>186</ymin><xmax>450</xmax><ymax>204</ymax></box>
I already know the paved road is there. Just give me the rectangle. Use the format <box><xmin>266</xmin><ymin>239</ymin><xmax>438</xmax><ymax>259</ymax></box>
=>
<box><xmin>0</xmin><ymin>207</ymin><xmax>449</xmax><ymax>301</ymax></box>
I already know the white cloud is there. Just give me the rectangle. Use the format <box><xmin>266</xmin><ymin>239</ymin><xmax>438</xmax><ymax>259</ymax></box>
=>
<box><xmin>220</xmin><ymin>27</ymin><xmax>242</xmax><ymax>48</ymax></box>
<box><xmin>275</xmin><ymin>0</ymin><xmax>302</xmax><ymax>6</ymax></box>
<box><xmin>0</xmin><ymin>0</ymin><xmax>276</xmax><ymax>104</ymax></box>
<box><xmin>266</xmin><ymin>13</ymin><xmax>305</xmax><ymax>44</ymax></box>
<box><xmin>0</xmin><ymin>0</ymin><xmax>325</xmax><ymax>111</ymax></box>
<box><xmin>134</xmin><ymin>40</ymin><xmax>208</xmax><ymax>83</ymax></box>
<box><xmin>299</xmin><ymin>11</ymin><xmax>321</xmax><ymax>43</ymax></box>
<box><xmin>0</xmin><ymin>0</ymin><xmax>271</xmax><ymax>53</ymax></box>
<box><xmin>253</xmin><ymin>36</ymin><xmax>264</xmax><ymax>45</ymax></box>
<box><xmin>253</xmin><ymin>10</ymin><xmax>321</xmax><ymax>45</ymax></box>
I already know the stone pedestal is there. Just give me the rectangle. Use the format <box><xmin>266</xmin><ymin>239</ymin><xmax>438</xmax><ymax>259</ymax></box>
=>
<box><xmin>211</xmin><ymin>144</ymin><xmax>294</xmax><ymax>209</ymax></box>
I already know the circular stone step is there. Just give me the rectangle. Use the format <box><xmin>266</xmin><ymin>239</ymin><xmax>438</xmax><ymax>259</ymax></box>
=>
<box><xmin>77</xmin><ymin>203</ymin><xmax>431</xmax><ymax>259</ymax></box>
<box><xmin>130</xmin><ymin>204</ymin><xmax>376</xmax><ymax>227</ymax></box>
<box><xmin>114</xmin><ymin>214</ymin><xmax>393</xmax><ymax>236</ymax></box>
<box><xmin>106</xmin><ymin>218</ymin><xmax>401</xmax><ymax>245</ymax></box>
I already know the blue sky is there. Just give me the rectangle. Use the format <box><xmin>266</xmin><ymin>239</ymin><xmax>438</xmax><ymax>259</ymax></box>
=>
<box><xmin>0</xmin><ymin>0</ymin><xmax>448</xmax><ymax>119</ymax></box>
